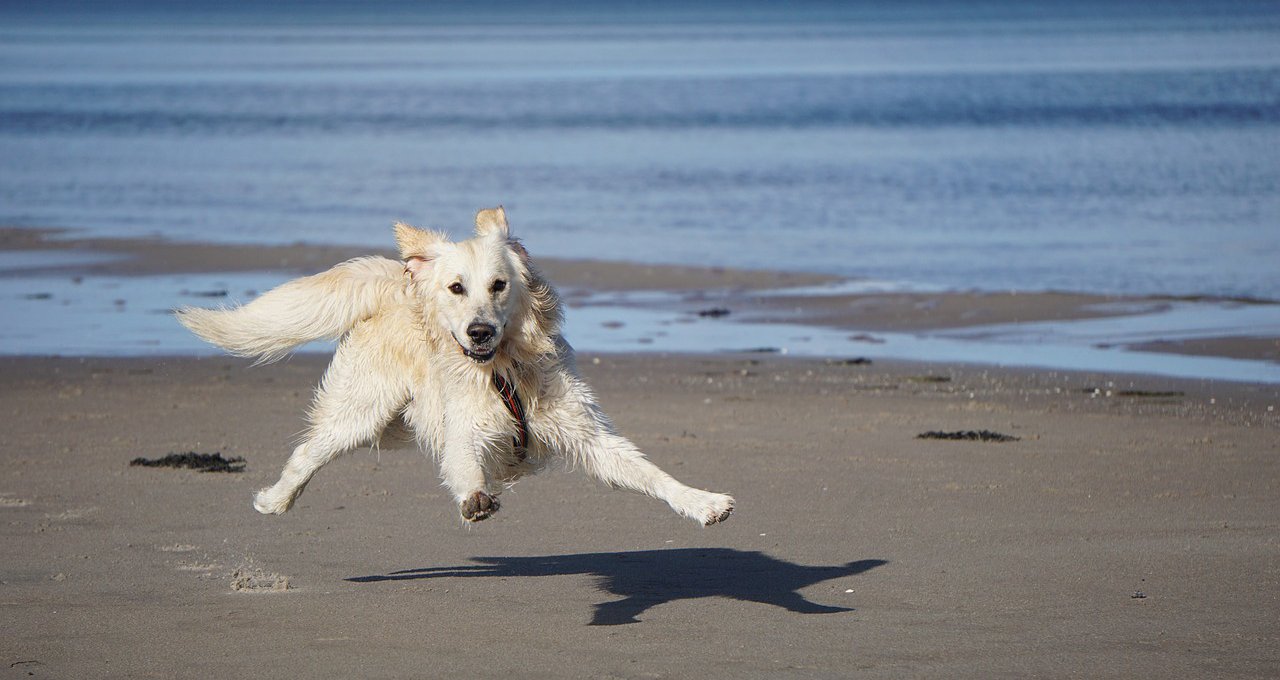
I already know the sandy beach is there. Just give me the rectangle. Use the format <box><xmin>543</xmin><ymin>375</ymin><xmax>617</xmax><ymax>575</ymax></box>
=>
<box><xmin>1</xmin><ymin>352</ymin><xmax>1277</xmax><ymax>679</ymax></box>
<box><xmin>5</xmin><ymin>3</ymin><xmax>1280</xmax><ymax>675</ymax></box>
<box><xmin>1</xmin><ymin>229</ymin><xmax>1278</xmax><ymax>678</ymax></box>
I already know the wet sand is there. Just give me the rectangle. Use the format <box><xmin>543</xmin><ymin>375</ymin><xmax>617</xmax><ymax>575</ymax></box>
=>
<box><xmin>1128</xmin><ymin>336</ymin><xmax>1280</xmax><ymax>363</ymax></box>
<box><xmin>1</xmin><ymin>354</ymin><xmax>1277</xmax><ymax>678</ymax></box>
<box><xmin>0</xmin><ymin>227</ymin><xmax>833</xmax><ymax>293</ymax></box>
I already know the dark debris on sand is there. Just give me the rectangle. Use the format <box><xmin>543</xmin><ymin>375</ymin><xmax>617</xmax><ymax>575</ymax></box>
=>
<box><xmin>917</xmin><ymin>430</ymin><xmax>1021</xmax><ymax>443</ymax></box>
<box><xmin>1082</xmin><ymin>387</ymin><xmax>1185</xmax><ymax>398</ymax></box>
<box><xmin>826</xmin><ymin>357</ymin><xmax>872</xmax><ymax>366</ymax></box>
<box><xmin>130</xmin><ymin>452</ymin><xmax>246</xmax><ymax>473</ymax></box>
<box><xmin>907</xmin><ymin>375</ymin><xmax>952</xmax><ymax>383</ymax></box>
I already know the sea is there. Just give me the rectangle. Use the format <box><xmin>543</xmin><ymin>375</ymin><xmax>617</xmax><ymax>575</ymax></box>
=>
<box><xmin>3</xmin><ymin>1</ymin><xmax>1280</xmax><ymax>381</ymax></box>
<box><xmin>2</xmin><ymin>0</ymin><xmax>1279</xmax><ymax>300</ymax></box>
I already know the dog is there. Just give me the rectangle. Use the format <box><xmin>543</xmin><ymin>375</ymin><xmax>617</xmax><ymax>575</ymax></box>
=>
<box><xmin>176</xmin><ymin>207</ymin><xmax>734</xmax><ymax>525</ymax></box>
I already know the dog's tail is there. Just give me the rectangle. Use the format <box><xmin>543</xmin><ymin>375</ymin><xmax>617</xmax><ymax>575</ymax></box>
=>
<box><xmin>175</xmin><ymin>256</ymin><xmax>404</xmax><ymax>363</ymax></box>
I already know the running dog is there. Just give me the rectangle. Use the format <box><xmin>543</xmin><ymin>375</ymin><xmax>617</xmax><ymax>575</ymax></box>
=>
<box><xmin>176</xmin><ymin>207</ymin><xmax>734</xmax><ymax>525</ymax></box>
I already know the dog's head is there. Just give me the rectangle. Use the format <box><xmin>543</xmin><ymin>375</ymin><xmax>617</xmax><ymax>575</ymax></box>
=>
<box><xmin>397</xmin><ymin>207</ymin><xmax>558</xmax><ymax>365</ymax></box>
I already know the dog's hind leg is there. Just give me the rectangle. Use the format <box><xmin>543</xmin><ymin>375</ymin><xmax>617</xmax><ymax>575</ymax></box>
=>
<box><xmin>253</xmin><ymin>336</ymin><xmax>409</xmax><ymax>515</ymax></box>
<box><xmin>572</xmin><ymin>431</ymin><xmax>734</xmax><ymax>526</ymax></box>
<box><xmin>539</xmin><ymin>385</ymin><xmax>734</xmax><ymax>526</ymax></box>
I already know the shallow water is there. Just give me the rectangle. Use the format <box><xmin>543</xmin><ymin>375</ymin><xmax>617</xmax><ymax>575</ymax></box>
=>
<box><xmin>0</xmin><ymin>271</ymin><xmax>299</xmax><ymax>356</ymax></box>
<box><xmin>2</xmin><ymin>2</ymin><xmax>1278</xmax><ymax>299</ymax></box>
<box><xmin>4</xmin><ymin>268</ymin><xmax>1278</xmax><ymax>383</ymax></box>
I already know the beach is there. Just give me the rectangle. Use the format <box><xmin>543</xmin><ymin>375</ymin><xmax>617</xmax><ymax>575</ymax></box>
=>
<box><xmin>2</xmin><ymin>351</ymin><xmax>1278</xmax><ymax>678</ymax></box>
<box><xmin>0</xmin><ymin>232</ymin><xmax>1278</xmax><ymax>678</ymax></box>
<box><xmin>3</xmin><ymin>2</ymin><xmax>1280</xmax><ymax>676</ymax></box>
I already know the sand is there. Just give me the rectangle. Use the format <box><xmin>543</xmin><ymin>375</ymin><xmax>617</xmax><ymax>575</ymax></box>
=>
<box><xmin>0</xmin><ymin>227</ymin><xmax>832</xmax><ymax>293</ymax></box>
<box><xmin>2</xmin><ymin>227</ymin><xmax>1278</xmax><ymax>677</ymax></box>
<box><xmin>2</xmin><ymin>353</ymin><xmax>1278</xmax><ymax>679</ymax></box>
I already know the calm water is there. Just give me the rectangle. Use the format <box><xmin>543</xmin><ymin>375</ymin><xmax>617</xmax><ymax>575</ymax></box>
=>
<box><xmin>2</xmin><ymin>2</ymin><xmax>1279</xmax><ymax>299</ymax></box>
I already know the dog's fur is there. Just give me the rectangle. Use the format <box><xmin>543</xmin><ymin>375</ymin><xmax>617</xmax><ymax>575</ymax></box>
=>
<box><xmin>176</xmin><ymin>208</ymin><xmax>734</xmax><ymax>525</ymax></box>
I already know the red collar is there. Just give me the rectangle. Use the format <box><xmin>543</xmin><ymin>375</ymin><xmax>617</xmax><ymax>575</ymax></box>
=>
<box><xmin>492</xmin><ymin>372</ymin><xmax>528</xmax><ymax>460</ymax></box>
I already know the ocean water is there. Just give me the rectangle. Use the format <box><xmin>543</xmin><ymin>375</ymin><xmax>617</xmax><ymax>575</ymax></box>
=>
<box><xmin>2</xmin><ymin>1</ymin><xmax>1279</xmax><ymax>299</ymax></box>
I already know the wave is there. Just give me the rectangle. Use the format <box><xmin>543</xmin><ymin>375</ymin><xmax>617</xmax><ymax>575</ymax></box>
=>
<box><xmin>4</xmin><ymin>69</ymin><xmax>1277</xmax><ymax>135</ymax></box>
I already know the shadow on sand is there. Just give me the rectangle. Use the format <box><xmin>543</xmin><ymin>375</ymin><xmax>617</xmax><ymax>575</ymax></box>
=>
<box><xmin>347</xmin><ymin>548</ymin><xmax>887</xmax><ymax>625</ymax></box>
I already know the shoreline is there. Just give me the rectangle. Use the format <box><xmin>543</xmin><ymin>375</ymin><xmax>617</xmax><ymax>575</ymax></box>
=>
<box><xmin>3</xmin><ymin>225</ymin><xmax>1279</xmax><ymax>381</ymax></box>
<box><xmin>9</xmin><ymin>224</ymin><xmax>1277</xmax><ymax>303</ymax></box>
<box><xmin>0</xmin><ymin>226</ymin><xmax>836</xmax><ymax>291</ymax></box>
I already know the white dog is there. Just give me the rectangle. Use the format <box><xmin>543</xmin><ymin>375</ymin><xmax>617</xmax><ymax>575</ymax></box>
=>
<box><xmin>177</xmin><ymin>208</ymin><xmax>734</xmax><ymax>525</ymax></box>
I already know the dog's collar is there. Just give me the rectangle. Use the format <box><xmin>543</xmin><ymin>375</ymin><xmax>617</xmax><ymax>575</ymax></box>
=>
<box><xmin>492</xmin><ymin>372</ymin><xmax>529</xmax><ymax>461</ymax></box>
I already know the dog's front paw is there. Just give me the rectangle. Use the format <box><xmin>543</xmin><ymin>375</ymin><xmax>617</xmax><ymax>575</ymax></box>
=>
<box><xmin>701</xmin><ymin>493</ymin><xmax>735</xmax><ymax>526</ymax></box>
<box><xmin>459</xmin><ymin>491</ymin><xmax>500</xmax><ymax>522</ymax></box>
<box><xmin>253</xmin><ymin>486</ymin><xmax>296</xmax><ymax>515</ymax></box>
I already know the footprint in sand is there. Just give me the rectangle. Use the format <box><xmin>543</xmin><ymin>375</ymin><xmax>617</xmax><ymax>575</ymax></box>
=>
<box><xmin>152</xmin><ymin>543</ymin><xmax>292</xmax><ymax>592</ymax></box>
<box><xmin>230</xmin><ymin>567</ymin><xmax>291</xmax><ymax>592</ymax></box>
<box><xmin>45</xmin><ymin>506</ymin><xmax>99</xmax><ymax>522</ymax></box>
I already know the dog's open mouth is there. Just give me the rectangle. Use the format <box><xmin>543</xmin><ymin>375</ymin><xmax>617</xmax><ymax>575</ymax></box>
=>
<box><xmin>453</xmin><ymin>335</ymin><xmax>496</xmax><ymax>363</ymax></box>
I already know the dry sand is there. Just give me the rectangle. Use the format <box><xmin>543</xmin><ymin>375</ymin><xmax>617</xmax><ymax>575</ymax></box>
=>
<box><xmin>2</xmin><ymin>353</ymin><xmax>1278</xmax><ymax>679</ymax></box>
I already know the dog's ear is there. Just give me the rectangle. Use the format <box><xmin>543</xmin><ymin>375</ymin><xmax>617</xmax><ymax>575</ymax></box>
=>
<box><xmin>507</xmin><ymin>237</ymin><xmax>531</xmax><ymax>265</ymax></box>
<box><xmin>394</xmin><ymin>222</ymin><xmax>446</xmax><ymax>279</ymax></box>
<box><xmin>474</xmin><ymin>206</ymin><xmax>509</xmax><ymax>239</ymax></box>
<box><xmin>403</xmin><ymin>254</ymin><xmax>431</xmax><ymax>280</ymax></box>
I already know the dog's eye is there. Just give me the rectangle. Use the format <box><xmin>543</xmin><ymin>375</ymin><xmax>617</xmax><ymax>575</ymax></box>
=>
<box><xmin>491</xmin><ymin>279</ymin><xmax>507</xmax><ymax>294</ymax></box>
<box><xmin>447</xmin><ymin>282</ymin><xmax>466</xmax><ymax>295</ymax></box>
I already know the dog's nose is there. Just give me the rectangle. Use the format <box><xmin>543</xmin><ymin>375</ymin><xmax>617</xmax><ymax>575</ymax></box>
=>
<box><xmin>466</xmin><ymin>323</ymin><xmax>496</xmax><ymax>345</ymax></box>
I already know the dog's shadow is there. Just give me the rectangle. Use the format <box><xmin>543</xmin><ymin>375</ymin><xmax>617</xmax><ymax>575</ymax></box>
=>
<box><xmin>347</xmin><ymin>548</ymin><xmax>887</xmax><ymax>625</ymax></box>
